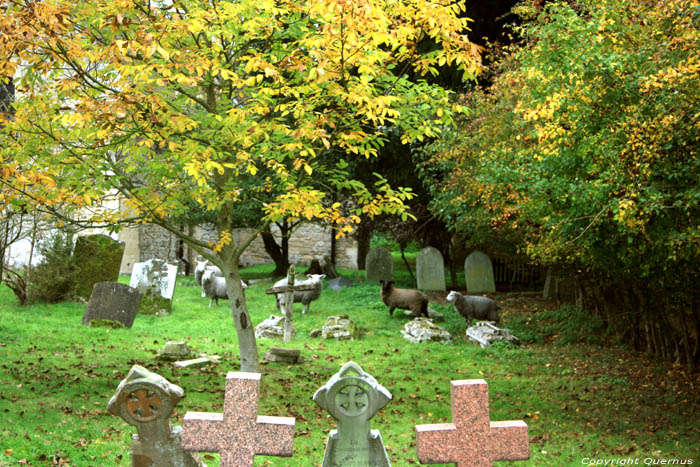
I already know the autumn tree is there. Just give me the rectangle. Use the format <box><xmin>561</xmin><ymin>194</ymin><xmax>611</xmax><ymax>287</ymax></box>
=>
<box><xmin>0</xmin><ymin>0</ymin><xmax>481</xmax><ymax>371</ymax></box>
<box><xmin>422</xmin><ymin>0</ymin><xmax>700</xmax><ymax>369</ymax></box>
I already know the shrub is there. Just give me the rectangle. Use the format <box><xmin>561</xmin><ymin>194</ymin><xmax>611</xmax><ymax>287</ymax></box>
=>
<box><xmin>27</xmin><ymin>232</ymin><xmax>75</xmax><ymax>304</ymax></box>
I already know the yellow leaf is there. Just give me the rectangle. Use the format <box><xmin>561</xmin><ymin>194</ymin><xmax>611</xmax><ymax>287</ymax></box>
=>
<box><xmin>304</xmin><ymin>164</ymin><xmax>312</xmax><ymax>176</ymax></box>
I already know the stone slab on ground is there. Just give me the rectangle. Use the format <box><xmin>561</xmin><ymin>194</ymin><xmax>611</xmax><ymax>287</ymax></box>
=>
<box><xmin>255</xmin><ymin>315</ymin><xmax>285</xmax><ymax>339</ymax></box>
<box><xmin>401</xmin><ymin>317</ymin><xmax>451</xmax><ymax>344</ymax></box>
<box><xmin>466</xmin><ymin>322</ymin><xmax>520</xmax><ymax>348</ymax></box>
<box><xmin>321</xmin><ymin>315</ymin><xmax>358</xmax><ymax>340</ymax></box>
<box><xmin>173</xmin><ymin>355</ymin><xmax>221</xmax><ymax>368</ymax></box>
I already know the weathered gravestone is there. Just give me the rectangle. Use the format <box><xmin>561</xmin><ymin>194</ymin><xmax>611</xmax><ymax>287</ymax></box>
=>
<box><xmin>72</xmin><ymin>234</ymin><xmax>125</xmax><ymax>300</ymax></box>
<box><xmin>365</xmin><ymin>247</ymin><xmax>393</xmax><ymax>282</ymax></box>
<box><xmin>81</xmin><ymin>282</ymin><xmax>142</xmax><ymax>328</ymax></box>
<box><xmin>255</xmin><ymin>315</ymin><xmax>285</xmax><ymax>339</ymax></box>
<box><xmin>415</xmin><ymin>379</ymin><xmax>529</xmax><ymax>466</ymax></box>
<box><xmin>321</xmin><ymin>315</ymin><xmax>359</xmax><ymax>340</ymax></box>
<box><xmin>466</xmin><ymin>322</ymin><xmax>520</xmax><ymax>348</ymax></box>
<box><xmin>129</xmin><ymin>259</ymin><xmax>178</xmax><ymax>314</ymax></box>
<box><xmin>401</xmin><ymin>317</ymin><xmax>452</xmax><ymax>344</ymax></box>
<box><xmin>313</xmin><ymin>361</ymin><xmax>392</xmax><ymax>467</ymax></box>
<box><xmin>107</xmin><ymin>365</ymin><xmax>204</xmax><ymax>467</ymax></box>
<box><xmin>181</xmin><ymin>372</ymin><xmax>295</xmax><ymax>467</ymax></box>
<box><xmin>264</xmin><ymin>346</ymin><xmax>302</xmax><ymax>364</ymax></box>
<box><xmin>156</xmin><ymin>341</ymin><xmax>192</xmax><ymax>362</ymax></box>
<box><xmin>465</xmin><ymin>251</ymin><xmax>496</xmax><ymax>294</ymax></box>
<box><xmin>416</xmin><ymin>247</ymin><xmax>446</xmax><ymax>291</ymax></box>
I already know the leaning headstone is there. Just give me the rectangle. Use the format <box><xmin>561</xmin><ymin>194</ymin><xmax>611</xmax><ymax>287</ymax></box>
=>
<box><xmin>327</xmin><ymin>277</ymin><xmax>353</xmax><ymax>291</ymax></box>
<box><xmin>365</xmin><ymin>247</ymin><xmax>393</xmax><ymax>282</ymax></box>
<box><xmin>466</xmin><ymin>322</ymin><xmax>520</xmax><ymax>348</ymax></box>
<box><xmin>130</xmin><ymin>259</ymin><xmax>178</xmax><ymax>314</ymax></box>
<box><xmin>181</xmin><ymin>372</ymin><xmax>295</xmax><ymax>467</ymax></box>
<box><xmin>416</xmin><ymin>247</ymin><xmax>446</xmax><ymax>291</ymax></box>
<box><xmin>465</xmin><ymin>251</ymin><xmax>496</xmax><ymax>294</ymax></box>
<box><xmin>72</xmin><ymin>234</ymin><xmax>125</xmax><ymax>300</ymax></box>
<box><xmin>415</xmin><ymin>379</ymin><xmax>529</xmax><ymax>466</ymax></box>
<box><xmin>255</xmin><ymin>315</ymin><xmax>285</xmax><ymax>339</ymax></box>
<box><xmin>313</xmin><ymin>361</ymin><xmax>392</xmax><ymax>467</ymax></box>
<box><xmin>322</xmin><ymin>315</ymin><xmax>359</xmax><ymax>340</ymax></box>
<box><xmin>401</xmin><ymin>317</ymin><xmax>452</xmax><ymax>344</ymax></box>
<box><xmin>107</xmin><ymin>365</ymin><xmax>204</xmax><ymax>467</ymax></box>
<box><xmin>156</xmin><ymin>341</ymin><xmax>192</xmax><ymax>362</ymax></box>
<box><xmin>82</xmin><ymin>282</ymin><xmax>142</xmax><ymax>328</ymax></box>
<box><xmin>264</xmin><ymin>347</ymin><xmax>302</xmax><ymax>364</ymax></box>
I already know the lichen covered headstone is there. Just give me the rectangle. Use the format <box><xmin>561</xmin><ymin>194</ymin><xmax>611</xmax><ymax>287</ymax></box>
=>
<box><xmin>156</xmin><ymin>341</ymin><xmax>192</xmax><ymax>361</ymax></box>
<box><xmin>255</xmin><ymin>315</ymin><xmax>285</xmax><ymax>339</ymax></box>
<box><xmin>365</xmin><ymin>247</ymin><xmax>393</xmax><ymax>282</ymax></box>
<box><xmin>401</xmin><ymin>318</ymin><xmax>451</xmax><ymax>344</ymax></box>
<box><xmin>82</xmin><ymin>282</ymin><xmax>142</xmax><ymax>329</ymax></box>
<box><xmin>416</xmin><ymin>247</ymin><xmax>446</xmax><ymax>291</ymax></box>
<box><xmin>107</xmin><ymin>365</ymin><xmax>204</xmax><ymax>467</ymax></box>
<box><xmin>466</xmin><ymin>322</ymin><xmax>519</xmax><ymax>348</ymax></box>
<box><xmin>130</xmin><ymin>259</ymin><xmax>178</xmax><ymax>314</ymax></box>
<box><xmin>313</xmin><ymin>361</ymin><xmax>392</xmax><ymax>467</ymax></box>
<box><xmin>73</xmin><ymin>234</ymin><xmax>125</xmax><ymax>300</ymax></box>
<box><xmin>322</xmin><ymin>315</ymin><xmax>358</xmax><ymax>340</ymax></box>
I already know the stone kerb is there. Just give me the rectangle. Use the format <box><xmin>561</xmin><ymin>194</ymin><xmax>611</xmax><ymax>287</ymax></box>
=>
<box><xmin>181</xmin><ymin>372</ymin><xmax>295</xmax><ymax>467</ymax></box>
<box><xmin>465</xmin><ymin>251</ymin><xmax>496</xmax><ymax>294</ymax></box>
<box><xmin>415</xmin><ymin>379</ymin><xmax>529</xmax><ymax>466</ymax></box>
<box><xmin>416</xmin><ymin>246</ymin><xmax>446</xmax><ymax>291</ymax></box>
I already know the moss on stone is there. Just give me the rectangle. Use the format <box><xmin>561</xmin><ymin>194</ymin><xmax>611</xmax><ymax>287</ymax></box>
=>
<box><xmin>88</xmin><ymin>319</ymin><xmax>126</xmax><ymax>329</ymax></box>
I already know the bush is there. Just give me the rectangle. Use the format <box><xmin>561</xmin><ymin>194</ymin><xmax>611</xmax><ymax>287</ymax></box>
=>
<box><xmin>27</xmin><ymin>232</ymin><xmax>75</xmax><ymax>304</ymax></box>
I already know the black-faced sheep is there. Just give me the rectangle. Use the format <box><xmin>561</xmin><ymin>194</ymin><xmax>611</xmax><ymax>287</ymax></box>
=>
<box><xmin>446</xmin><ymin>290</ymin><xmax>500</xmax><ymax>328</ymax></box>
<box><xmin>194</xmin><ymin>259</ymin><xmax>223</xmax><ymax>285</ymax></box>
<box><xmin>201</xmin><ymin>269</ymin><xmax>247</xmax><ymax>308</ymax></box>
<box><xmin>379</xmin><ymin>280</ymin><xmax>429</xmax><ymax>318</ymax></box>
<box><xmin>274</xmin><ymin>274</ymin><xmax>325</xmax><ymax>314</ymax></box>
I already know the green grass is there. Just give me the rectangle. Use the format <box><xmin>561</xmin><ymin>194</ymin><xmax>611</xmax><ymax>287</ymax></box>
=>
<box><xmin>0</xmin><ymin>265</ymin><xmax>698</xmax><ymax>466</ymax></box>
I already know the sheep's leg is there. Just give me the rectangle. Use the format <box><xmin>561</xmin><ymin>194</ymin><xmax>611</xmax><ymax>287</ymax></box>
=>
<box><xmin>389</xmin><ymin>307</ymin><xmax>395</xmax><ymax>316</ymax></box>
<box><xmin>209</xmin><ymin>298</ymin><xmax>213</xmax><ymax>308</ymax></box>
<box><xmin>302</xmin><ymin>303</ymin><xmax>309</xmax><ymax>314</ymax></box>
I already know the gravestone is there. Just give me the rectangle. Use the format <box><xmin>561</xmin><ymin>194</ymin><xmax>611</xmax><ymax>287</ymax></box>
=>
<box><xmin>365</xmin><ymin>247</ymin><xmax>393</xmax><ymax>282</ymax></box>
<box><xmin>466</xmin><ymin>322</ymin><xmax>520</xmax><ymax>348</ymax></box>
<box><xmin>255</xmin><ymin>315</ymin><xmax>285</xmax><ymax>339</ymax></box>
<box><xmin>130</xmin><ymin>259</ymin><xmax>178</xmax><ymax>314</ymax></box>
<box><xmin>327</xmin><ymin>277</ymin><xmax>353</xmax><ymax>291</ymax></box>
<box><xmin>181</xmin><ymin>372</ymin><xmax>295</xmax><ymax>467</ymax></box>
<box><xmin>156</xmin><ymin>341</ymin><xmax>192</xmax><ymax>362</ymax></box>
<box><xmin>322</xmin><ymin>315</ymin><xmax>358</xmax><ymax>340</ymax></box>
<box><xmin>313</xmin><ymin>361</ymin><xmax>392</xmax><ymax>467</ymax></box>
<box><xmin>264</xmin><ymin>347</ymin><xmax>302</xmax><ymax>364</ymax></box>
<box><xmin>416</xmin><ymin>247</ymin><xmax>446</xmax><ymax>291</ymax></box>
<box><xmin>81</xmin><ymin>282</ymin><xmax>142</xmax><ymax>328</ymax></box>
<box><xmin>465</xmin><ymin>251</ymin><xmax>496</xmax><ymax>294</ymax></box>
<box><xmin>415</xmin><ymin>379</ymin><xmax>529</xmax><ymax>466</ymax></box>
<box><xmin>72</xmin><ymin>234</ymin><xmax>125</xmax><ymax>300</ymax></box>
<box><xmin>107</xmin><ymin>365</ymin><xmax>204</xmax><ymax>467</ymax></box>
<box><xmin>401</xmin><ymin>317</ymin><xmax>451</xmax><ymax>344</ymax></box>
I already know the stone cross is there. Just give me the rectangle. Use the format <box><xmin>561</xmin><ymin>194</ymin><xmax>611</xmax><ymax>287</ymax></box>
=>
<box><xmin>181</xmin><ymin>372</ymin><xmax>295</xmax><ymax>467</ymax></box>
<box><xmin>415</xmin><ymin>379</ymin><xmax>529</xmax><ymax>466</ymax></box>
<box><xmin>283</xmin><ymin>265</ymin><xmax>296</xmax><ymax>342</ymax></box>
<box><xmin>107</xmin><ymin>365</ymin><xmax>203</xmax><ymax>467</ymax></box>
<box><xmin>313</xmin><ymin>361</ymin><xmax>392</xmax><ymax>467</ymax></box>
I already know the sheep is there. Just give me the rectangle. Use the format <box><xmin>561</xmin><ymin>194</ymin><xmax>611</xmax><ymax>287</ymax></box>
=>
<box><xmin>194</xmin><ymin>259</ymin><xmax>223</xmax><ymax>286</ymax></box>
<box><xmin>379</xmin><ymin>280</ymin><xmax>429</xmax><ymax>318</ymax></box>
<box><xmin>201</xmin><ymin>269</ymin><xmax>247</xmax><ymax>308</ymax></box>
<box><xmin>274</xmin><ymin>274</ymin><xmax>325</xmax><ymax>314</ymax></box>
<box><xmin>445</xmin><ymin>290</ymin><xmax>500</xmax><ymax>328</ymax></box>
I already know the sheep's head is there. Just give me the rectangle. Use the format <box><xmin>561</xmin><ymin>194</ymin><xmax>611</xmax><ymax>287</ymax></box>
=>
<box><xmin>201</xmin><ymin>269</ymin><xmax>215</xmax><ymax>285</ymax></box>
<box><xmin>195</xmin><ymin>259</ymin><xmax>209</xmax><ymax>273</ymax></box>
<box><xmin>379</xmin><ymin>280</ymin><xmax>395</xmax><ymax>293</ymax></box>
<box><xmin>305</xmin><ymin>274</ymin><xmax>326</xmax><ymax>284</ymax></box>
<box><xmin>446</xmin><ymin>290</ymin><xmax>458</xmax><ymax>303</ymax></box>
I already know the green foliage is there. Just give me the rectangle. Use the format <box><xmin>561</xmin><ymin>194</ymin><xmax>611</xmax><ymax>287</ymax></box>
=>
<box><xmin>508</xmin><ymin>303</ymin><xmax>609</xmax><ymax>346</ymax></box>
<box><xmin>27</xmin><ymin>232</ymin><xmax>75</xmax><ymax>304</ymax></box>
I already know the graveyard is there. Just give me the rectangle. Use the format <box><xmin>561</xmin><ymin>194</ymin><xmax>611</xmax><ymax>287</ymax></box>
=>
<box><xmin>0</xmin><ymin>250</ymin><xmax>698</xmax><ymax>466</ymax></box>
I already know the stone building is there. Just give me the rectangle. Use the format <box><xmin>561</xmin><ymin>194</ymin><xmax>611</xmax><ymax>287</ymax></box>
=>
<box><xmin>118</xmin><ymin>222</ymin><xmax>358</xmax><ymax>274</ymax></box>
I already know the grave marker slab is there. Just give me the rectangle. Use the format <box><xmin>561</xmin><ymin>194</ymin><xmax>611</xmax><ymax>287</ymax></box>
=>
<box><xmin>313</xmin><ymin>361</ymin><xmax>392</xmax><ymax>467</ymax></box>
<box><xmin>415</xmin><ymin>379</ymin><xmax>529</xmax><ymax>466</ymax></box>
<box><xmin>417</xmin><ymin>247</ymin><xmax>446</xmax><ymax>291</ymax></box>
<box><xmin>465</xmin><ymin>251</ymin><xmax>496</xmax><ymax>294</ymax></box>
<box><xmin>130</xmin><ymin>259</ymin><xmax>178</xmax><ymax>314</ymax></box>
<box><xmin>81</xmin><ymin>282</ymin><xmax>142</xmax><ymax>328</ymax></box>
<box><xmin>365</xmin><ymin>247</ymin><xmax>393</xmax><ymax>282</ymax></box>
<box><xmin>107</xmin><ymin>365</ymin><xmax>204</xmax><ymax>467</ymax></box>
<box><xmin>181</xmin><ymin>372</ymin><xmax>295</xmax><ymax>467</ymax></box>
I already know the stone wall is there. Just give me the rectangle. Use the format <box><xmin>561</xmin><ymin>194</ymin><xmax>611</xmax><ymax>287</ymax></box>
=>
<box><xmin>119</xmin><ymin>222</ymin><xmax>358</xmax><ymax>273</ymax></box>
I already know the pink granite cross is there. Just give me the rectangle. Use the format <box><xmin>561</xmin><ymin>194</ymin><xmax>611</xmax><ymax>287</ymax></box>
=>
<box><xmin>181</xmin><ymin>372</ymin><xmax>295</xmax><ymax>467</ymax></box>
<box><xmin>415</xmin><ymin>379</ymin><xmax>529</xmax><ymax>467</ymax></box>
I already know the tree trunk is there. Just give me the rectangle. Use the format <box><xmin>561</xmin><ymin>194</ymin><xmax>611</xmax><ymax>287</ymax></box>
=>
<box><xmin>261</xmin><ymin>223</ymin><xmax>288</xmax><ymax>277</ymax></box>
<box><xmin>223</xmin><ymin>264</ymin><xmax>260</xmax><ymax>372</ymax></box>
<box><xmin>355</xmin><ymin>220</ymin><xmax>373</xmax><ymax>270</ymax></box>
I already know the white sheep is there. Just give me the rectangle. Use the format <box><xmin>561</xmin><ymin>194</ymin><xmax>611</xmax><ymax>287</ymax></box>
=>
<box><xmin>446</xmin><ymin>290</ymin><xmax>500</xmax><ymax>328</ymax></box>
<box><xmin>201</xmin><ymin>269</ymin><xmax>247</xmax><ymax>308</ymax></box>
<box><xmin>194</xmin><ymin>259</ymin><xmax>223</xmax><ymax>285</ymax></box>
<box><xmin>274</xmin><ymin>274</ymin><xmax>325</xmax><ymax>314</ymax></box>
<box><xmin>379</xmin><ymin>280</ymin><xmax>429</xmax><ymax>318</ymax></box>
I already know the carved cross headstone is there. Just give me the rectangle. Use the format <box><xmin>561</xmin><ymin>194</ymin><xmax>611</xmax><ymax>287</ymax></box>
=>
<box><xmin>313</xmin><ymin>361</ymin><xmax>392</xmax><ymax>467</ymax></box>
<box><xmin>107</xmin><ymin>365</ymin><xmax>203</xmax><ymax>467</ymax></box>
<box><xmin>415</xmin><ymin>379</ymin><xmax>529</xmax><ymax>466</ymax></box>
<box><xmin>181</xmin><ymin>372</ymin><xmax>295</xmax><ymax>467</ymax></box>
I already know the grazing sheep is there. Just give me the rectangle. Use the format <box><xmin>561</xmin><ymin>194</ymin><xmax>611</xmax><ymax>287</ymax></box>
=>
<box><xmin>201</xmin><ymin>269</ymin><xmax>247</xmax><ymax>308</ymax></box>
<box><xmin>274</xmin><ymin>274</ymin><xmax>325</xmax><ymax>314</ymax></box>
<box><xmin>379</xmin><ymin>280</ymin><xmax>429</xmax><ymax>318</ymax></box>
<box><xmin>194</xmin><ymin>259</ymin><xmax>223</xmax><ymax>285</ymax></box>
<box><xmin>446</xmin><ymin>290</ymin><xmax>500</xmax><ymax>327</ymax></box>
